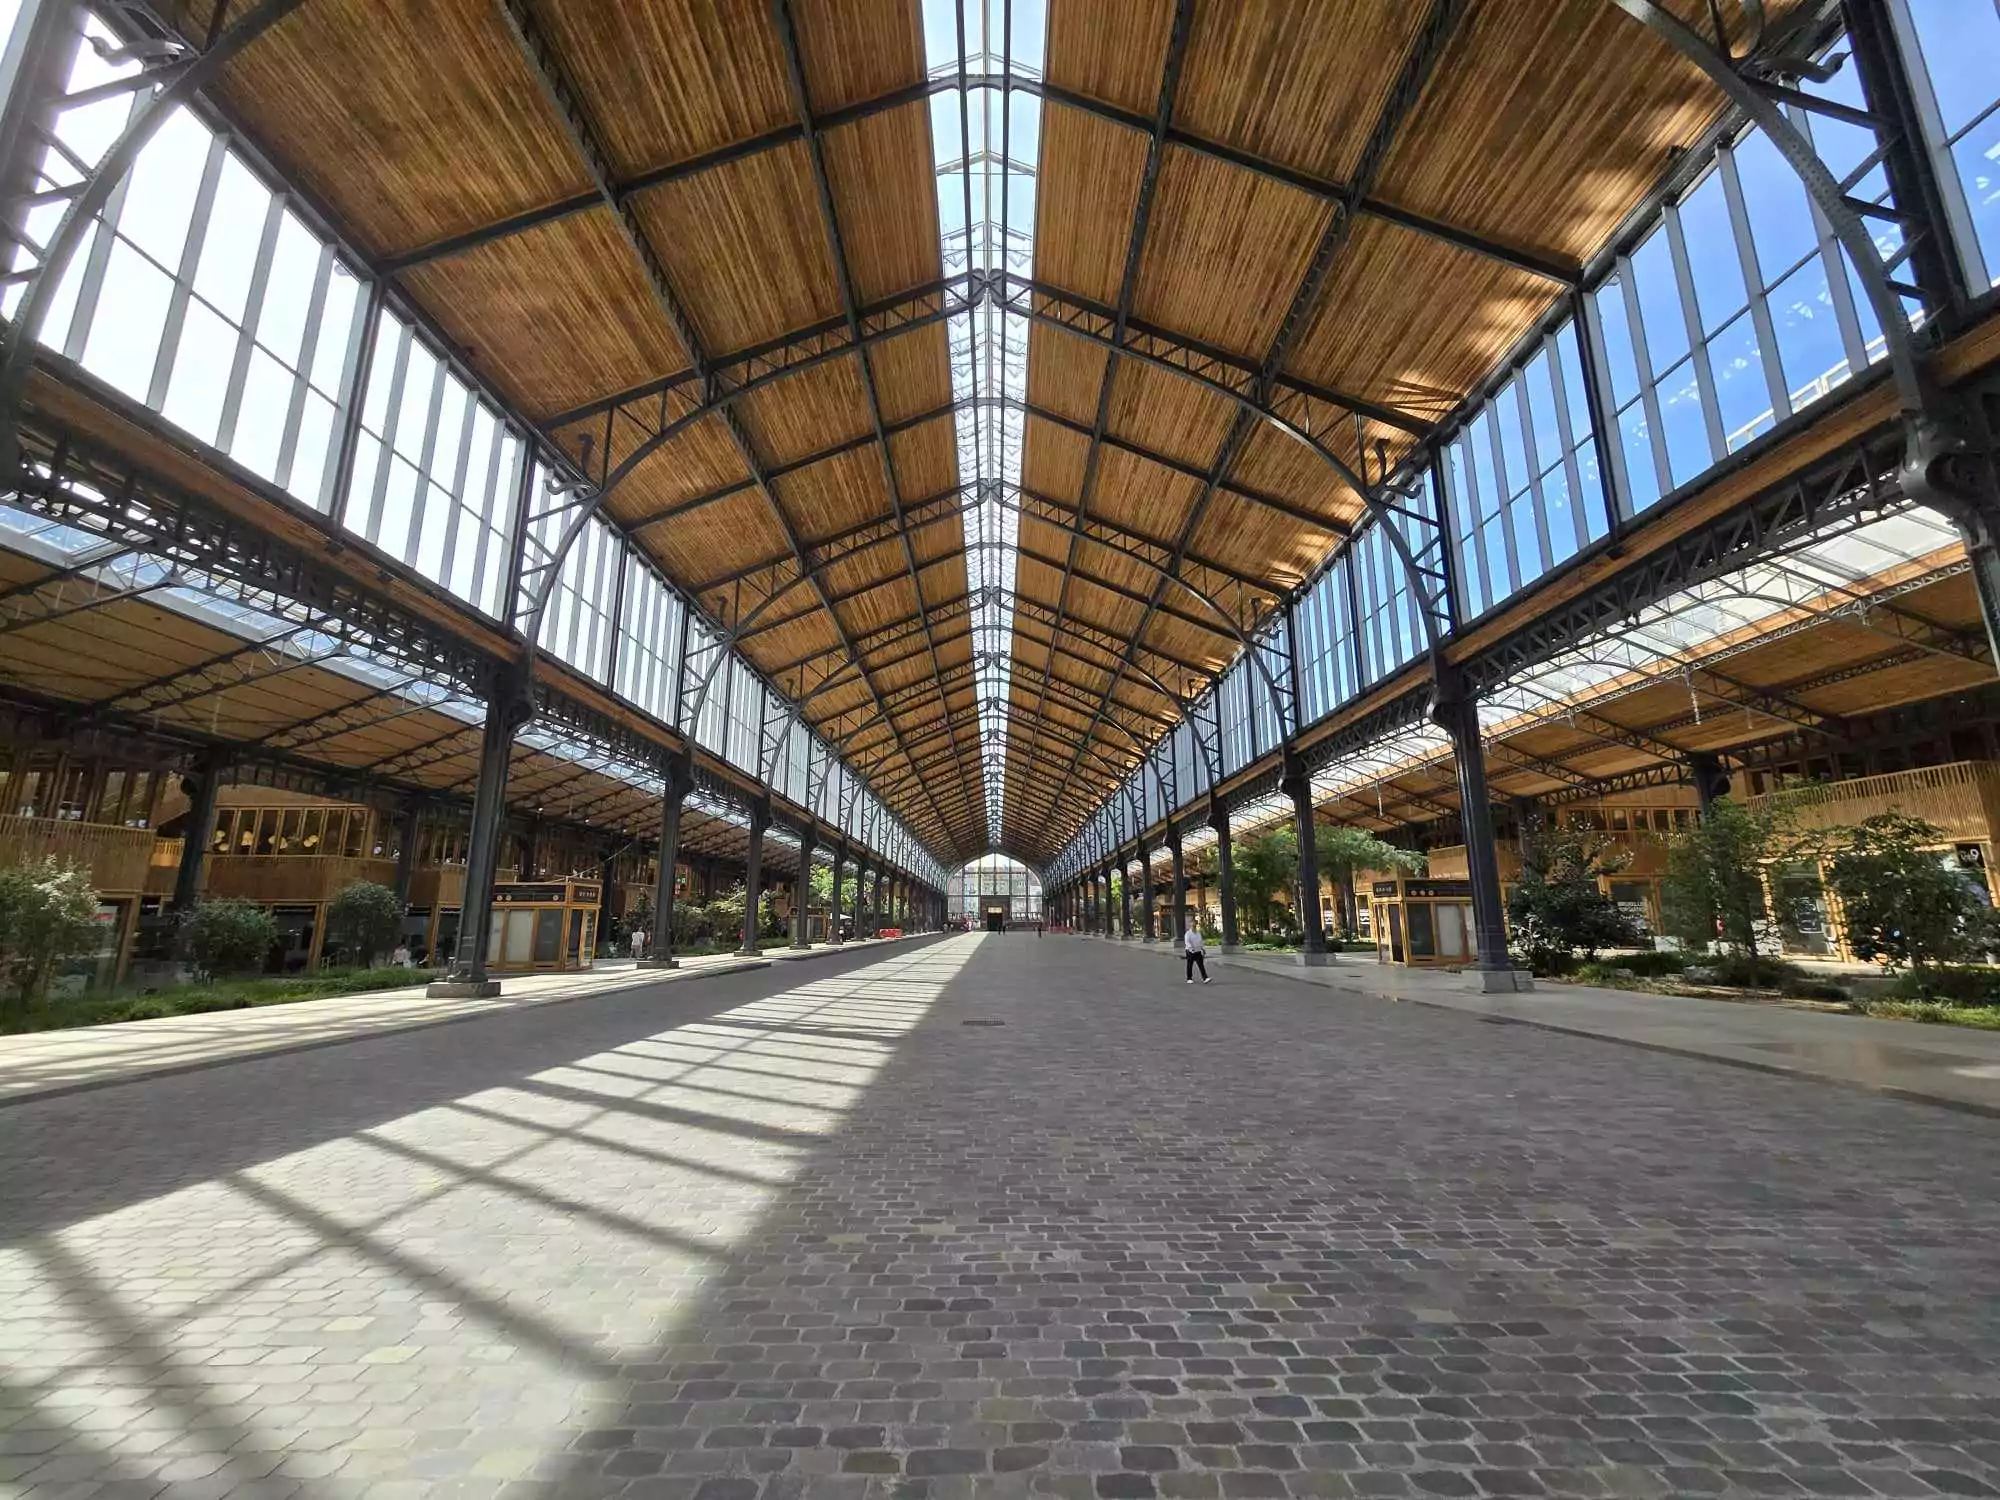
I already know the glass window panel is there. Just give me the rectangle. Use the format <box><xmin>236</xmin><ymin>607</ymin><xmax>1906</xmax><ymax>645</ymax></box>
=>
<box><xmin>1594</xmin><ymin>275</ymin><xmax>1642</xmax><ymax>407</ymax></box>
<box><xmin>378</xmin><ymin>457</ymin><xmax>419</xmax><ymax>558</ymax></box>
<box><xmin>1759</xmin><ymin>259</ymin><xmax>1847</xmax><ymax>419</ymax></box>
<box><xmin>1707</xmin><ymin>311</ymin><xmax>1773</xmax><ymax>451</ymax></box>
<box><xmin>1509</xmin><ymin>496</ymin><xmax>1544</xmax><ymax>588</ymax></box>
<box><xmin>393</xmin><ymin>339</ymin><xmax>438</xmax><ymax>461</ymax></box>
<box><xmin>1524</xmin><ymin>350</ymin><xmax>1563</xmax><ymax>471</ymax></box>
<box><xmin>232</xmin><ymin>348</ymin><xmax>292</xmax><ymax>480</ymax></box>
<box><xmin>1619</xmin><ymin>402</ymin><xmax>1661</xmax><ymax>513</ymax></box>
<box><xmin>119</xmin><ymin>107</ymin><xmax>209</xmax><ymax>271</ymax></box>
<box><xmin>1905</xmin><ymin>0</ymin><xmax>2000</xmax><ymax>134</ymax></box>
<box><xmin>1949</xmin><ymin>120</ymin><xmax>2000</xmax><ymax>287</ymax></box>
<box><xmin>309</xmin><ymin>267</ymin><xmax>361</xmax><ymax>394</ymax></box>
<box><xmin>1541</xmin><ymin>460</ymin><xmax>1580</xmax><ymax>565</ymax></box>
<box><xmin>1657</xmin><ymin>359</ymin><xmax>1711</xmax><ymax>487</ymax></box>
<box><xmin>1631</xmin><ymin>228</ymin><xmax>1690</xmax><ymax>374</ymax></box>
<box><xmin>287</xmin><ymin>390</ymin><xmax>334</xmax><ymax>509</ymax></box>
<box><xmin>1496</xmin><ymin>382</ymin><xmax>1530</xmax><ymax>496</ymax></box>
<box><xmin>253</xmin><ymin>211</ymin><xmax>320</xmax><ymax>368</ymax></box>
<box><xmin>1678</xmin><ymin>171</ymin><xmax>1748</xmax><ymax>331</ymax></box>
<box><xmin>417</xmin><ymin>482</ymin><xmax>451</xmax><ymax>579</ymax></box>
<box><xmin>1734</xmin><ymin>127</ymin><xmax>1818</xmax><ymax>279</ymax></box>
<box><xmin>81</xmin><ymin>240</ymin><xmax>172</xmax><ymax>401</ymax></box>
<box><xmin>163</xmin><ymin>296</ymin><xmax>235</xmax><ymax>444</ymax></box>
<box><xmin>360</xmin><ymin>319</ymin><xmax>401</xmax><ymax>436</ymax></box>
<box><xmin>191</xmin><ymin>154</ymin><xmax>269</xmax><ymax>324</ymax></box>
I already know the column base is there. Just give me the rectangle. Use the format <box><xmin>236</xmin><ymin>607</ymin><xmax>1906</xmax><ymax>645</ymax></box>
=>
<box><xmin>1296</xmin><ymin>949</ymin><xmax>1336</xmax><ymax>967</ymax></box>
<box><xmin>788</xmin><ymin>940</ymin><xmax>811</xmax><ymax>950</ymax></box>
<box><xmin>734</xmin><ymin>947</ymin><xmax>761</xmax><ymax>959</ymax></box>
<box><xmin>1220</xmin><ymin>944</ymin><xmax>1243</xmax><ymax>955</ymax></box>
<box><xmin>427</xmin><ymin>978</ymin><xmax>502</xmax><ymax>998</ymax></box>
<box><xmin>637</xmin><ymin>956</ymin><xmax>680</xmax><ymax>970</ymax></box>
<box><xmin>1465</xmin><ymin>966</ymin><xmax>1535</xmax><ymax>992</ymax></box>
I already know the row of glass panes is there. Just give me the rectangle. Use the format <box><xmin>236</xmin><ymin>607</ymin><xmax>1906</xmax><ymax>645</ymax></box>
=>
<box><xmin>8</xmin><ymin>11</ymin><xmax>939</xmax><ymax>883</ymax></box>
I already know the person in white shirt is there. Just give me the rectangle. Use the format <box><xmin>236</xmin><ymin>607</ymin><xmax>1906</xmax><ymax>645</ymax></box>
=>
<box><xmin>629</xmin><ymin>926</ymin><xmax>647</xmax><ymax>961</ymax></box>
<box><xmin>1183</xmin><ymin>924</ymin><xmax>1210</xmax><ymax>983</ymax></box>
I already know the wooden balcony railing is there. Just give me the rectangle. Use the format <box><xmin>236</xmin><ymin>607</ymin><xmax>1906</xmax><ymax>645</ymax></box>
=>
<box><xmin>0</xmin><ymin>816</ymin><xmax>161</xmax><ymax>894</ymax></box>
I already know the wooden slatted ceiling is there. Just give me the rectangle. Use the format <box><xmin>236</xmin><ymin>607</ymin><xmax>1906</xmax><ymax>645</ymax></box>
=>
<box><xmin>132</xmin><ymin>0</ymin><xmax>1837</xmax><ymax>863</ymax></box>
<box><xmin>208</xmin><ymin>0</ymin><xmax>981</xmax><ymax>855</ymax></box>
<box><xmin>1002</xmin><ymin>0</ymin><xmax>1820</xmax><ymax>857</ymax></box>
<box><xmin>0</xmin><ymin>548</ymin><xmax>794</xmax><ymax>858</ymax></box>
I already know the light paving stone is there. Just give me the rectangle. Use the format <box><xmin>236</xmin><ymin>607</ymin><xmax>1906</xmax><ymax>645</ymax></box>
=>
<box><xmin>3</xmin><ymin>936</ymin><xmax>1999</xmax><ymax>1498</ymax></box>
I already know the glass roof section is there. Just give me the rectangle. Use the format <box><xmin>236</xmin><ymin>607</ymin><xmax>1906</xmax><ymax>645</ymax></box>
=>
<box><xmin>922</xmin><ymin>0</ymin><xmax>1045</xmax><ymax>850</ymax></box>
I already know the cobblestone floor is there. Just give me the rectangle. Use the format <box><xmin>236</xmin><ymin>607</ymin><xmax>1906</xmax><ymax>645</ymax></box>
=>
<box><xmin>2</xmin><ymin>932</ymin><xmax>1998</xmax><ymax>1500</ymax></box>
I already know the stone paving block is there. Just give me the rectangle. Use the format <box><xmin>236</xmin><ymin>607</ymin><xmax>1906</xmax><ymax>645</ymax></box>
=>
<box><xmin>2</xmin><ymin>938</ymin><xmax>1999</xmax><ymax>1498</ymax></box>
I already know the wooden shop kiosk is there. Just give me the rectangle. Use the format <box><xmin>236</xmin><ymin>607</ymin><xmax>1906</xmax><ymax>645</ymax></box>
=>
<box><xmin>486</xmin><ymin>877</ymin><xmax>601</xmax><ymax>973</ymax></box>
<box><xmin>1371</xmin><ymin>876</ymin><xmax>1478</xmax><ymax>967</ymax></box>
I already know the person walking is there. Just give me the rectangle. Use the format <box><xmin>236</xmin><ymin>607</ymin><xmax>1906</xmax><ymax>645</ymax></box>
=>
<box><xmin>629</xmin><ymin>925</ymin><xmax>647</xmax><ymax>962</ymax></box>
<box><xmin>1036</xmin><ymin>920</ymin><xmax>1043</xmax><ymax>938</ymax></box>
<box><xmin>1183</xmin><ymin>922</ymin><xmax>1210</xmax><ymax>983</ymax></box>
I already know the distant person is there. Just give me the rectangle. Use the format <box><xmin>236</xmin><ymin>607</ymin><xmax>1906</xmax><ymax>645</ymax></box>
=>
<box><xmin>1183</xmin><ymin>922</ymin><xmax>1210</xmax><ymax>984</ymax></box>
<box><xmin>1036</xmin><ymin>920</ymin><xmax>1044</xmax><ymax>938</ymax></box>
<box><xmin>391</xmin><ymin>942</ymin><xmax>411</xmax><ymax>968</ymax></box>
<box><xmin>629</xmin><ymin>926</ymin><xmax>647</xmax><ymax>961</ymax></box>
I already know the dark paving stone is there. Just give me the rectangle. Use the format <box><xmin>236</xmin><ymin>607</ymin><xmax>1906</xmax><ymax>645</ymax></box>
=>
<box><xmin>2</xmin><ymin>937</ymin><xmax>1999</xmax><ymax>1500</ymax></box>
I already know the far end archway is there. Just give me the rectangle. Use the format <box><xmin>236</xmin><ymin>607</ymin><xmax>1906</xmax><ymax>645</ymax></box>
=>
<box><xmin>948</xmin><ymin>855</ymin><xmax>1044</xmax><ymax>931</ymax></box>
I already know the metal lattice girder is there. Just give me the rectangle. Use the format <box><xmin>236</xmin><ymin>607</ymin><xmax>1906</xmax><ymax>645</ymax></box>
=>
<box><xmin>1462</xmin><ymin>430</ymin><xmax>1908</xmax><ymax>694</ymax></box>
<box><xmin>82</xmin><ymin>626</ymin><xmax>343</xmax><ymax>717</ymax></box>
<box><xmin>1540</xmin><ymin>760</ymin><xmax>1694</xmax><ymax>806</ymax></box>
<box><xmin>10</xmin><ymin>417</ymin><xmax>497</xmax><ymax>691</ymax></box>
<box><xmin>373</xmin><ymin>65</ymin><xmax>1575</xmax><ymax>289</ymax></box>
<box><xmin>770</xmin><ymin>0</ymin><xmax>975</xmax><ymax>841</ymax></box>
<box><xmin>370</xmin><ymin>724</ymin><xmax>483</xmax><ymax>779</ymax></box>
<box><xmin>265</xmin><ymin>684</ymin><xmax>481</xmax><ymax>754</ymax></box>
<box><xmin>1027</xmin><ymin>6</ymin><xmax>1469</xmax><ymax>845</ymax></box>
<box><xmin>0</xmin><ymin>549</ymin><xmax>175</xmax><ymax>636</ymax></box>
<box><xmin>500</xmin><ymin>0</ymin><xmax>970</xmax><ymax>852</ymax></box>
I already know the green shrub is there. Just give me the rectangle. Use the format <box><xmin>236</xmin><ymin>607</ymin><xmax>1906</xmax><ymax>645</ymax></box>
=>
<box><xmin>1823</xmin><ymin>813</ymin><xmax>1998</xmax><ymax>972</ymax></box>
<box><xmin>1702</xmin><ymin>952</ymin><xmax>1806</xmax><ymax>989</ymax></box>
<box><xmin>1615</xmin><ymin>949</ymin><xmax>1687</xmax><ymax>977</ymax></box>
<box><xmin>1884</xmin><ymin>964</ymin><xmax>2000</xmax><ymax>1006</ymax></box>
<box><xmin>184</xmin><ymin>898</ymin><xmax>278</xmax><ymax>978</ymax></box>
<box><xmin>1575</xmin><ymin>960</ymin><xmax>1642</xmax><ymax>986</ymax></box>
<box><xmin>0</xmin><ymin>856</ymin><xmax>103</xmax><ymax>1010</ymax></box>
<box><xmin>324</xmin><ymin>880</ymin><xmax>403</xmax><ymax>968</ymax></box>
<box><xmin>1850</xmin><ymin>997</ymin><xmax>2000</xmax><ymax>1028</ymax></box>
<box><xmin>1507</xmin><ymin>822</ymin><xmax>1639</xmax><ymax>971</ymax></box>
<box><xmin>1780</xmin><ymin>979</ymin><xmax>1851</xmax><ymax>1003</ymax></box>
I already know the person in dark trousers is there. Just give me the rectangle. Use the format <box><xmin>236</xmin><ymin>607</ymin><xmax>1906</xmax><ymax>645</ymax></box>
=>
<box><xmin>1183</xmin><ymin>922</ymin><xmax>1210</xmax><ymax>983</ymax></box>
<box><xmin>1036</xmin><ymin>921</ymin><xmax>1043</xmax><ymax>938</ymax></box>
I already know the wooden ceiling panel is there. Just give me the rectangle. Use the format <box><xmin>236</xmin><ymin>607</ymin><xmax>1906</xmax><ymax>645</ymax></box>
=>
<box><xmin>1035</xmin><ymin>107</ymin><xmax>1151</xmax><ymax>307</ymax></box>
<box><xmin>645</xmin><ymin>486</ymin><xmax>795</xmax><ymax>590</ymax></box>
<box><xmin>1176</xmin><ymin>0</ymin><xmax>1430</xmax><ymax>184</ymax></box>
<box><xmin>596</xmin><ymin>414</ymin><xmax>751</xmax><ymax>532</ymax></box>
<box><xmin>1105</xmin><ymin>358</ymin><xmax>1236</xmax><ymax>471</ymax></box>
<box><xmin>886</xmin><ymin>417</ymin><xmax>961</xmax><ymax>507</ymax></box>
<box><xmin>734</xmin><ymin>356</ymin><xmax>875</xmax><ymax>464</ymax></box>
<box><xmin>1046</xmin><ymin>0</ymin><xmax>1175</xmax><ymax>115</ymax></box>
<box><xmin>1090</xmin><ymin>448</ymin><xmax>1202</xmax><ymax>543</ymax></box>
<box><xmin>789</xmin><ymin>0</ymin><xmax>927</xmax><ymax>114</ymax></box>
<box><xmin>214</xmin><ymin>0</ymin><xmax>588</xmax><ymax>256</ymax></box>
<box><xmin>1133</xmin><ymin>146</ymin><xmax>1333</xmax><ymax>360</ymax></box>
<box><xmin>536</xmin><ymin>0</ymin><xmax>793</xmax><ymax>175</ymax></box>
<box><xmin>1027</xmin><ymin>330</ymin><xmax>1114</xmax><ymax>438</ymax></box>
<box><xmin>1021</xmin><ymin>415</ymin><xmax>1091</xmax><ymax>504</ymax></box>
<box><xmin>1201</xmin><ymin>491</ymin><xmax>1325</xmax><ymax>592</ymax></box>
<box><xmin>630</xmin><ymin>141</ymin><xmax>842</xmax><ymax>355</ymax></box>
<box><xmin>1230</xmin><ymin>419</ymin><xmax>1361</xmax><ymax>527</ymax></box>
<box><xmin>401</xmin><ymin>214</ymin><xmax>691</xmax><ymax>422</ymax></box>
<box><xmin>773</xmin><ymin>445</ymin><xmax>892</xmax><ymax>539</ymax></box>
<box><xmin>1287</xmin><ymin>217</ymin><xmax>1554</xmax><ymax>424</ymax></box>
<box><xmin>822</xmin><ymin>102</ymin><xmax>944</xmax><ymax>304</ymax></box>
<box><xmin>866</xmin><ymin>324</ymin><xmax>957</xmax><ymax>425</ymax></box>
<box><xmin>1374</xmin><ymin>0</ymin><xmax>1728</xmax><ymax>265</ymax></box>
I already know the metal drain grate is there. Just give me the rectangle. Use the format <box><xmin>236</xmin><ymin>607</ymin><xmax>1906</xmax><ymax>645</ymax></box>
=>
<box><xmin>961</xmin><ymin>1018</ymin><xmax>1006</xmax><ymax>1027</ymax></box>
